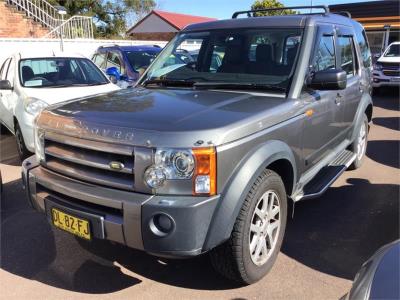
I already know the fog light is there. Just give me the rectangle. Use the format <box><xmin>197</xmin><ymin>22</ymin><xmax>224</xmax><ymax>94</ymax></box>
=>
<box><xmin>150</xmin><ymin>213</ymin><xmax>174</xmax><ymax>236</ymax></box>
<box><xmin>144</xmin><ymin>166</ymin><xmax>166</xmax><ymax>188</ymax></box>
<box><xmin>194</xmin><ymin>175</ymin><xmax>210</xmax><ymax>194</ymax></box>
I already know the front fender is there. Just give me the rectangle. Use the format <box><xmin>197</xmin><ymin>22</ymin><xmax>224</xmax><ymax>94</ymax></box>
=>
<box><xmin>202</xmin><ymin>140</ymin><xmax>296</xmax><ymax>251</ymax></box>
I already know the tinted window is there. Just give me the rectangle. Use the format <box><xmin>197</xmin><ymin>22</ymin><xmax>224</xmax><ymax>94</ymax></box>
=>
<box><xmin>125</xmin><ymin>51</ymin><xmax>159</xmax><ymax>71</ymax></box>
<box><xmin>19</xmin><ymin>58</ymin><xmax>109</xmax><ymax>88</ymax></box>
<box><xmin>355</xmin><ymin>27</ymin><xmax>372</xmax><ymax>68</ymax></box>
<box><xmin>313</xmin><ymin>35</ymin><xmax>336</xmax><ymax>71</ymax></box>
<box><xmin>338</xmin><ymin>36</ymin><xmax>356</xmax><ymax>78</ymax></box>
<box><xmin>93</xmin><ymin>52</ymin><xmax>107</xmax><ymax>69</ymax></box>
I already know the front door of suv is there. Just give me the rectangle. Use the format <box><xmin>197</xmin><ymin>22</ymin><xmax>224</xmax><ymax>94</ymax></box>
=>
<box><xmin>336</xmin><ymin>26</ymin><xmax>363</xmax><ymax>132</ymax></box>
<box><xmin>301</xmin><ymin>25</ymin><xmax>346</xmax><ymax>170</ymax></box>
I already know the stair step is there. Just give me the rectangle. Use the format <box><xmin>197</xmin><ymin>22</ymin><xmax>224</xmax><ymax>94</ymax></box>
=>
<box><xmin>301</xmin><ymin>150</ymin><xmax>356</xmax><ymax>200</ymax></box>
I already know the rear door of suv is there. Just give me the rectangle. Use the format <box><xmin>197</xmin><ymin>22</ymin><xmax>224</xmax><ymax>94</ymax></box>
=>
<box><xmin>336</xmin><ymin>25</ymin><xmax>363</xmax><ymax>132</ymax></box>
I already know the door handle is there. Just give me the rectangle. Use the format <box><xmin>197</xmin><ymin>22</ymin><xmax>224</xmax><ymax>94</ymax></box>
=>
<box><xmin>335</xmin><ymin>93</ymin><xmax>342</xmax><ymax>105</ymax></box>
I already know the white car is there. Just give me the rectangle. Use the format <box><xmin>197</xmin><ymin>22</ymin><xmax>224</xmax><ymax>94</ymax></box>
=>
<box><xmin>372</xmin><ymin>42</ymin><xmax>400</xmax><ymax>90</ymax></box>
<box><xmin>0</xmin><ymin>51</ymin><xmax>120</xmax><ymax>159</ymax></box>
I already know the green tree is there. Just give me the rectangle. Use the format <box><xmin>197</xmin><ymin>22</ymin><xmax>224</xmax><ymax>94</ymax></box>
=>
<box><xmin>48</xmin><ymin>0</ymin><xmax>156</xmax><ymax>38</ymax></box>
<box><xmin>251</xmin><ymin>0</ymin><xmax>295</xmax><ymax>16</ymax></box>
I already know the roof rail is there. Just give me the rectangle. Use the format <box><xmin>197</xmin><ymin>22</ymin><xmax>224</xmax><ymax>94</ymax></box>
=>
<box><xmin>333</xmin><ymin>11</ymin><xmax>352</xmax><ymax>18</ymax></box>
<box><xmin>232</xmin><ymin>5</ymin><xmax>330</xmax><ymax>19</ymax></box>
<box><xmin>99</xmin><ymin>44</ymin><xmax>119</xmax><ymax>48</ymax></box>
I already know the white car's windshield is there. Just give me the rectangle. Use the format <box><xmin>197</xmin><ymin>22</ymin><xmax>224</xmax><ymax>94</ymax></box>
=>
<box><xmin>19</xmin><ymin>57</ymin><xmax>109</xmax><ymax>88</ymax></box>
<box><xmin>141</xmin><ymin>28</ymin><xmax>303</xmax><ymax>92</ymax></box>
<box><xmin>384</xmin><ymin>44</ymin><xmax>400</xmax><ymax>57</ymax></box>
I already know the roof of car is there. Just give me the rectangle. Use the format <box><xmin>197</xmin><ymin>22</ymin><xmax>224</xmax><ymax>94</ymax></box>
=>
<box><xmin>183</xmin><ymin>13</ymin><xmax>356</xmax><ymax>32</ymax></box>
<box><xmin>16</xmin><ymin>51</ymin><xmax>86</xmax><ymax>59</ymax></box>
<box><xmin>96</xmin><ymin>45</ymin><xmax>162</xmax><ymax>52</ymax></box>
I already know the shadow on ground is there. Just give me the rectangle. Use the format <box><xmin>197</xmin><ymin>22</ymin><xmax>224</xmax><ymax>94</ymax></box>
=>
<box><xmin>372</xmin><ymin>87</ymin><xmax>399</xmax><ymax>111</ymax></box>
<box><xmin>282</xmin><ymin>178</ymin><xmax>399</xmax><ymax>280</ymax></box>
<box><xmin>1</xmin><ymin>176</ymin><xmax>398</xmax><ymax>293</ymax></box>
<box><xmin>372</xmin><ymin>117</ymin><xmax>399</xmax><ymax>131</ymax></box>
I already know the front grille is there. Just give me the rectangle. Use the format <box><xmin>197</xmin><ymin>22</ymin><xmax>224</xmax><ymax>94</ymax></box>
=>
<box><xmin>44</xmin><ymin>132</ymin><xmax>135</xmax><ymax>191</ymax></box>
<box><xmin>381</xmin><ymin>62</ymin><xmax>400</xmax><ymax>68</ymax></box>
<box><xmin>383</xmin><ymin>70</ymin><xmax>400</xmax><ymax>77</ymax></box>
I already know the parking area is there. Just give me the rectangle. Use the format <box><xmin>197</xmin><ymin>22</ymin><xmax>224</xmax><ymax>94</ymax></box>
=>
<box><xmin>0</xmin><ymin>88</ymin><xmax>399</xmax><ymax>299</ymax></box>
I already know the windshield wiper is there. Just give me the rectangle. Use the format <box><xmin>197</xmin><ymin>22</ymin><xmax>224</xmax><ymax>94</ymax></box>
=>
<box><xmin>193</xmin><ymin>82</ymin><xmax>286</xmax><ymax>92</ymax></box>
<box><xmin>143</xmin><ymin>79</ymin><xmax>195</xmax><ymax>87</ymax></box>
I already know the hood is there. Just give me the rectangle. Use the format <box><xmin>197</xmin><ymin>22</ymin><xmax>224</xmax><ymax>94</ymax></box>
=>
<box><xmin>377</xmin><ymin>56</ymin><xmax>400</xmax><ymax>64</ymax></box>
<box><xmin>39</xmin><ymin>87</ymin><xmax>300</xmax><ymax>147</ymax></box>
<box><xmin>24</xmin><ymin>83</ymin><xmax>120</xmax><ymax>105</ymax></box>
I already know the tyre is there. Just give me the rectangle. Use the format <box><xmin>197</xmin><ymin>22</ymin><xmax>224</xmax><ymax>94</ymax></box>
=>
<box><xmin>349</xmin><ymin>114</ymin><xmax>369</xmax><ymax>170</ymax></box>
<box><xmin>210</xmin><ymin>169</ymin><xmax>287</xmax><ymax>285</ymax></box>
<box><xmin>15</xmin><ymin>122</ymin><xmax>31</xmax><ymax>161</ymax></box>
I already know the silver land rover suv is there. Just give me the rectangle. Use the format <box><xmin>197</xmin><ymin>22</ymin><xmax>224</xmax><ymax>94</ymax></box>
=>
<box><xmin>22</xmin><ymin>6</ymin><xmax>373</xmax><ymax>284</ymax></box>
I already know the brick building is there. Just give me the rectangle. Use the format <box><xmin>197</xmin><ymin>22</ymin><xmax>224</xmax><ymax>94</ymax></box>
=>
<box><xmin>126</xmin><ymin>10</ymin><xmax>217</xmax><ymax>41</ymax></box>
<box><xmin>0</xmin><ymin>1</ymin><xmax>49</xmax><ymax>38</ymax></box>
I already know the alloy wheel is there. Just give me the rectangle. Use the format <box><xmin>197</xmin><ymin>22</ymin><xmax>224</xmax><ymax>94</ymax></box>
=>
<box><xmin>249</xmin><ymin>190</ymin><xmax>281</xmax><ymax>266</ymax></box>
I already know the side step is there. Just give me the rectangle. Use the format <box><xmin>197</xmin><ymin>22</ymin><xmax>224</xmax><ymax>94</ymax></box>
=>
<box><xmin>300</xmin><ymin>150</ymin><xmax>356</xmax><ymax>201</ymax></box>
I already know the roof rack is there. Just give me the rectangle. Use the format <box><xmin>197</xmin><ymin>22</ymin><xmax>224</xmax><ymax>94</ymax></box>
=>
<box><xmin>232</xmin><ymin>5</ymin><xmax>330</xmax><ymax>19</ymax></box>
<box><xmin>333</xmin><ymin>11</ymin><xmax>352</xmax><ymax>18</ymax></box>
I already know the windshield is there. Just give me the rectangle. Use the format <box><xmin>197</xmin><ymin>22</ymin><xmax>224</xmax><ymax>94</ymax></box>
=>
<box><xmin>125</xmin><ymin>50</ymin><xmax>159</xmax><ymax>72</ymax></box>
<box><xmin>384</xmin><ymin>44</ymin><xmax>400</xmax><ymax>57</ymax></box>
<box><xmin>141</xmin><ymin>28</ymin><xmax>302</xmax><ymax>92</ymax></box>
<box><xmin>19</xmin><ymin>57</ymin><xmax>109</xmax><ymax>88</ymax></box>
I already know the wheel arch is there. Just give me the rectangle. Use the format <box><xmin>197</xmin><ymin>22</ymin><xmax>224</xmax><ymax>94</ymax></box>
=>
<box><xmin>350</xmin><ymin>93</ymin><xmax>373</xmax><ymax>141</ymax></box>
<box><xmin>203</xmin><ymin>140</ymin><xmax>297</xmax><ymax>251</ymax></box>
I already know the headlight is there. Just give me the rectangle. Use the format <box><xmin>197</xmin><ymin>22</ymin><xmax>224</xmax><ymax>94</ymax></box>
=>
<box><xmin>155</xmin><ymin>149</ymin><xmax>195</xmax><ymax>179</ymax></box>
<box><xmin>373</xmin><ymin>63</ymin><xmax>382</xmax><ymax>71</ymax></box>
<box><xmin>33</xmin><ymin>118</ymin><xmax>44</xmax><ymax>163</ymax></box>
<box><xmin>24</xmin><ymin>97</ymin><xmax>48</xmax><ymax>116</ymax></box>
<box><xmin>144</xmin><ymin>147</ymin><xmax>216</xmax><ymax>195</ymax></box>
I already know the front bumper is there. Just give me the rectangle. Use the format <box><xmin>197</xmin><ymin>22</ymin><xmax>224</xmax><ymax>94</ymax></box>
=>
<box><xmin>372</xmin><ymin>71</ymin><xmax>400</xmax><ymax>87</ymax></box>
<box><xmin>22</xmin><ymin>156</ymin><xmax>220</xmax><ymax>257</ymax></box>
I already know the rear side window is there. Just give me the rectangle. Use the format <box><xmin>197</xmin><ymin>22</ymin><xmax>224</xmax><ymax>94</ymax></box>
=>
<box><xmin>106</xmin><ymin>51</ymin><xmax>125</xmax><ymax>75</ymax></box>
<box><xmin>355</xmin><ymin>27</ymin><xmax>372</xmax><ymax>68</ymax></box>
<box><xmin>338</xmin><ymin>36</ymin><xmax>356</xmax><ymax>78</ymax></box>
<box><xmin>93</xmin><ymin>52</ymin><xmax>107</xmax><ymax>69</ymax></box>
<box><xmin>313</xmin><ymin>35</ymin><xmax>336</xmax><ymax>71</ymax></box>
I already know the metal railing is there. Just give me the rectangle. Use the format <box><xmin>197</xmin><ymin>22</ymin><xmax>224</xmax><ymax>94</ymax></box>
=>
<box><xmin>44</xmin><ymin>16</ymin><xmax>94</xmax><ymax>39</ymax></box>
<box><xmin>5</xmin><ymin>0</ymin><xmax>94</xmax><ymax>39</ymax></box>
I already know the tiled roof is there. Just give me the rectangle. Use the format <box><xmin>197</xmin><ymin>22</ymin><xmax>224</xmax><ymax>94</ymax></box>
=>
<box><xmin>152</xmin><ymin>10</ymin><xmax>217</xmax><ymax>30</ymax></box>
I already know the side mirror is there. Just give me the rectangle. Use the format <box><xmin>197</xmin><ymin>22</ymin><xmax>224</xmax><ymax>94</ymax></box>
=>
<box><xmin>308</xmin><ymin>69</ymin><xmax>347</xmax><ymax>90</ymax></box>
<box><xmin>0</xmin><ymin>80</ymin><xmax>12</xmax><ymax>90</ymax></box>
<box><xmin>106</xmin><ymin>67</ymin><xmax>120</xmax><ymax>83</ymax></box>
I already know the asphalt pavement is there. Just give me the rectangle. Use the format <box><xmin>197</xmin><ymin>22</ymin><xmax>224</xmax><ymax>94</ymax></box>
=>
<box><xmin>0</xmin><ymin>88</ymin><xmax>399</xmax><ymax>299</ymax></box>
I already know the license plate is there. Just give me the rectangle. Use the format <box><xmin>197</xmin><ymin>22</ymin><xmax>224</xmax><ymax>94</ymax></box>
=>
<box><xmin>390</xmin><ymin>77</ymin><xmax>400</xmax><ymax>82</ymax></box>
<box><xmin>51</xmin><ymin>208</ymin><xmax>91</xmax><ymax>240</ymax></box>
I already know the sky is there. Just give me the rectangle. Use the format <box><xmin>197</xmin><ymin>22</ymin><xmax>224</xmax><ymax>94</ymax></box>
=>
<box><xmin>157</xmin><ymin>0</ymin><xmax>381</xmax><ymax>19</ymax></box>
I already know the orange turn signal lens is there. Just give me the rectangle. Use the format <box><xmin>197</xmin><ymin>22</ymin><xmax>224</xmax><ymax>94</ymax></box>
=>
<box><xmin>192</xmin><ymin>147</ymin><xmax>216</xmax><ymax>196</ymax></box>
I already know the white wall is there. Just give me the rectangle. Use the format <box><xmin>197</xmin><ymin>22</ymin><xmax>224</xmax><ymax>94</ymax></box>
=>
<box><xmin>0</xmin><ymin>38</ymin><xmax>169</xmax><ymax>64</ymax></box>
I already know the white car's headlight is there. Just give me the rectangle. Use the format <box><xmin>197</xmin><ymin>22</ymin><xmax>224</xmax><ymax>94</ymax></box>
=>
<box><xmin>24</xmin><ymin>97</ymin><xmax>48</xmax><ymax>116</ymax></box>
<box><xmin>373</xmin><ymin>63</ymin><xmax>382</xmax><ymax>71</ymax></box>
<box><xmin>33</xmin><ymin>119</ymin><xmax>44</xmax><ymax>163</ymax></box>
<box><xmin>144</xmin><ymin>147</ymin><xmax>216</xmax><ymax>195</ymax></box>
